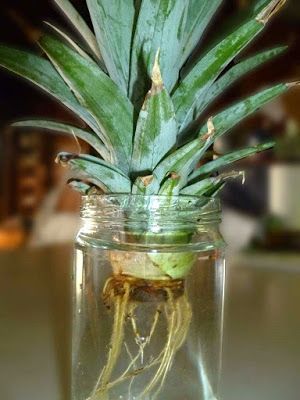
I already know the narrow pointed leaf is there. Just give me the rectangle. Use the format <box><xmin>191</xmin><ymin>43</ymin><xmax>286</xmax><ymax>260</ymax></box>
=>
<box><xmin>154</xmin><ymin>82</ymin><xmax>288</xmax><ymax>193</ymax></box>
<box><xmin>181</xmin><ymin>171</ymin><xmax>244</xmax><ymax>196</ymax></box>
<box><xmin>146</xmin><ymin>119</ymin><xmax>216</xmax><ymax>194</ymax></box>
<box><xmin>40</xmin><ymin>35</ymin><xmax>134</xmax><ymax>173</ymax></box>
<box><xmin>181</xmin><ymin>177</ymin><xmax>217</xmax><ymax>196</ymax></box>
<box><xmin>178</xmin><ymin>82</ymin><xmax>288</xmax><ymax>162</ymax></box>
<box><xmin>57</xmin><ymin>153</ymin><xmax>131</xmax><ymax>193</ymax></box>
<box><xmin>197</xmin><ymin>83</ymin><xmax>289</xmax><ymax>141</ymax></box>
<box><xmin>196</xmin><ymin>46</ymin><xmax>287</xmax><ymax>117</ymax></box>
<box><xmin>12</xmin><ymin>120</ymin><xmax>110</xmax><ymax>160</ymax></box>
<box><xmin>0</xmin><ymin>45</ymin><xmax>99</xmax><ymax>133</ymax></box>
<box><xmin>53</xmin><ymin>0</ymin><xmax>103</xmax><ymax>63</ymax></box>
<box><xmin>45</xmin><ymin>22</ymin><xmax>95</xmax><ymax>63</ymax></box>
<box><xmin>87</xmin><ymin>0</ymin><xmax>135</xmax><ymax>93</ymax></box>
<box><xmin>148</xmin><ymin>119</ymin><xmax>214</xmax><ymax>192</ymax></box>
<box><xmin>180</xmin><ymin>0</ymin><xmax>223</xmax><ymax>67</ymax></box>
<box><xmin>172</xmin><ymin>0</ymin><xmax>287</xmax><ymax>130</ymax></box>
<box><xmin>207</xmin><ymin>0</ymin><xmax>276</xmax><ymax>51</ymax></box>
<box><xmin>204</xmin><ymin>181</ymin><xmax>225</xmax><ymax>198</ymax></box>
<box><xmin>150</xmin><ymin>139</ymin><xmax>205</xmax><ymax>191</ymax></box>
<box><xmin>189</xmin><ymin>141</ymin><xmax>275</xmax><ymax>182</ymax></box>
<box><xmin>129</xmin><ymin>0</ymin><xmax>189</xmax><ymax>105</ymax></box>
<box><xmin>131</xmin><ymin>57</ymin><xmax>178</xmax><ymax>174</ymax></box>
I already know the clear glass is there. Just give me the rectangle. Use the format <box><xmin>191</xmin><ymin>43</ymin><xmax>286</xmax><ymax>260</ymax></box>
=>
<box><xmin>72</xmin><ymin>195</ymin><xmax>225</xmax><ymax>400</ymax></box>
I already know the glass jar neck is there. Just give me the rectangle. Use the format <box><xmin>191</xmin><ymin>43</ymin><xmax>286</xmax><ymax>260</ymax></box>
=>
<box><xmin>78</xmin><ymin>194</ymin><xmax>225</xmax><ymax>252</ymax></box>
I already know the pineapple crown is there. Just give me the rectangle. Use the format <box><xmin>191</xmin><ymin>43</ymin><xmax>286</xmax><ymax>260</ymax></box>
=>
<box><xmin>0</xmin><ymin>0</ymin><xmax>295</xmax><ymax>197</ymax></box>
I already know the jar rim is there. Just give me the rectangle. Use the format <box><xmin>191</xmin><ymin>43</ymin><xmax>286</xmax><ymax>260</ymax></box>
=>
<box><xmin>80</xmin><ymin>194</ymin><xmax>221</xmax><ymax>223</ymax></box>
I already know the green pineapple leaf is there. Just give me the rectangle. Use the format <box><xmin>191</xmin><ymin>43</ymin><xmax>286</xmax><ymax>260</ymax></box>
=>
<box><xmin>86</xmin><ymin>0</ymin><xmax>135</xmax><ymax>94</ymax></box>
<box><xmin>67</xmin><ymin>179</ymin><xmax>97</xmax><ymax>194</ymax></box>
<box><xmin>180</xmin><ymin>0</ymin><xmax>223</xmax><ymax>67</ymax></box>
<box><xmin>129</xmin><ymin>0</ymin><xmax>189</xmax><ymax>106</ymax></box>
<box><xmin>146</xmin><ymin>119</ymin><xmax>216</xmax><ymax>194</ymax></box>
<box><xmin>132</xmin><ymin>175</ymin><xmax>155</xmax><ymax>195</ymax></box>
<box><xmin>131</xmin><ymin>54</ymin><xmax>178</xmax><ymax>175</ymax></box>
<box><xmin>196</xmin><ymin>45</ymin><xmax>287</xmax><ymax>118</ymax></box>
<box><xmin>189</xmin><ymin>141</ymin><xmax>275</xmax><ymax>183</ymax></box>
<box><xmin>204</xmin><ymin>181</ymin><xmax>226</xmax><ymax>198</ymax></box>
<box><xmin>181</xmin><ymin>171</ymin><xmax>245</xmax><ymax>196</ymax></box>
<box><xmin>158</xmin><ymin>173</ymin><xmax>181</xmax><ymax>196</ymax></box>
<box><xmin>56</xmin><ymin>153</ymin><xmax>131</xmax><ymax>193</ymax></box>
<box><xmin>207</xmin><ymin>0</ymin><xmax>281</xmax><ymax>51</ymax></box>
<box><xmin>12</xmin><ymin>120</ymin><xmax>111</xmax><ymax>161</ymax></box>
<box><xmin>153</xmin><ymin>81</ymin><xmax>289</xmax><ymax>192</ymax></box>
<box><xmin>45</xmin><ymin>22</ymin><xmax>96</xmax><ymax>63</ymax></box>
<box><xmin>172</xmin><ymin>0</ymin><xmax>287</xmax><ymax>130</ymax></box>
<box><xmin>39</xmin><ymin>35</ymin><xmax>134</xmax><ymax>173</ymax></box>
<box><xmin>53</xmin><ymin>0</ymin><xmax>103</xmax><ymax>64</ymax></box>
<box><xmin>197</xmin><ymin>83</ymin><xmax>290</xmax><ymax>141</ymax></box>
<box><xmin>0</xmin><ymin>0</ymin><xmax>291</xmax><ymax>204</ymax></box>
<box><xmin>0</xmin><ymin>45</ymin><xmax>100</xmax><ymax>134</ymax></box>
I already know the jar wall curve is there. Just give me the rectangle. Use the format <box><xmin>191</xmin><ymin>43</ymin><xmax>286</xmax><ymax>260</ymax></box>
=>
<box><xmin>72</xmin><ymin>195</ymin><xmax>226</xmax><ymax>400</ymax></box>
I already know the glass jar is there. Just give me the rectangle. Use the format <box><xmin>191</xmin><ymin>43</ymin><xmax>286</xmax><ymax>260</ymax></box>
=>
<box><xmin>72</xmin><ymin>195</ymin><xmax>225</xmax><ymax>400</ymax></box>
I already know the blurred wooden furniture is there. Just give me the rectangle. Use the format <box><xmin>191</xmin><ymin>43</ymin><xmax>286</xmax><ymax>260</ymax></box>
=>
<box><xmin>0</xmin><ymin>218</ymin><xmax>26</xmax><ymax>249</ymax></box>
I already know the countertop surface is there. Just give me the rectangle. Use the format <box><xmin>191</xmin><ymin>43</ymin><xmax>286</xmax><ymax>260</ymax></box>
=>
<box><xmin>1</xmin><ymin>246</ymin><xmax>300</xmax><ymax>400</ymax></box>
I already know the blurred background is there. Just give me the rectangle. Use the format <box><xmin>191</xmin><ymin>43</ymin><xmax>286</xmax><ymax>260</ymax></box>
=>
<box><xmin>0</xmin><ymin>1</ymin><xmax>299</xmax><ymax>400</ymax></box>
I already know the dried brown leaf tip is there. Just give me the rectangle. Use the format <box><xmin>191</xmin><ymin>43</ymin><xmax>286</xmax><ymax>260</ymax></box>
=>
<box><xmin>287</xmin><ymin>81</ymin><xmax>300</xmax><ymax>89</ymax></box>
<box><xmin>151</xmin><ymin>49</ymin><xmax>163</xmax><ymax>94</ymax></box>
<box><xmin>55</xmin><ymin>152</ymin><xmax>77</xmax><ymax>166</ymax></box>
<box><xmin>201</xmin><ymin>117</ymin><xmax>215</xmax><ymax>141</ymax></box>
<box><xmin>256</xmin><ymin>0</ymin><xmax>287</xmax><ymax>25</ymax></box>
<box><xmin>169</xmin><ymin>172</ymin><xmax>180</xmax><ymax>180</ymax></box>
<box><xmin>140</xmin><ymin>175</ymin><xmax>154</xmax><ymax>187</ymax></box>
<box><xmin>218</xmin><ymin>170</ymin><xmax>246</xmax><ymax>184</ymax></box>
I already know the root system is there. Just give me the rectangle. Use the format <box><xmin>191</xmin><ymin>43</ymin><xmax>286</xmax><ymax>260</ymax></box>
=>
<box><xmin>89</xmin><ymin>276</ymin><xmax>192</xmax><ymax>400</ymax></box>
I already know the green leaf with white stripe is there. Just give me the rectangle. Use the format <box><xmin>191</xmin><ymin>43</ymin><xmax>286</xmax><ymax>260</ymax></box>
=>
<box><xmin>40</xmin><ymin>35</ymin><xmax>134</xmax><ymax>173</ymax></box>
<box><xmin>57</xmin><ymin>152</ymin><xmax>131</xmax><ymax>193</ymax></box>
<box><xmin>189</xmin><ymin>141</ymin><xmax>275</xmax><ymax>183</ymax></box>
<box><xmin>0</xmin><ymin>45</ymin><xmax>99</xmax><ymax>134</ymax></box>
<box><xmin>172</xmin><ymin>0</ymin><xmax>286</xmax><ymax>130</ymax></box>
<box><xmin>180</xmin><ymin>0</ymin><xmax>223</xmax><ymax>67</ymax></box>
<box><xmin>12</xmin><ymin>119</ymin><xmax>110</xmax><ymax>161</ymax></box>
<box><xmin>196</xmin><ymin>45</ymin><xmax>287</xmax><ymax>118</ymax></box>
<box><xmin>53</xmin><ymin>0</ymin><xmax>103</xmax><ymax>64</ymax></box>
<box><xmin>86</xmin><ymin>0</ymin><xmax>135</xmax><ymax>94</ymax></box>
<box><xmin>129</xmin><ymin>0</ymin><xmax>189</xmax><ymax>106</ymax></box>
<box><xmin>131</xmin><ymin>56</ymin><xmax>178</xmax><ymax>174</ymax></box>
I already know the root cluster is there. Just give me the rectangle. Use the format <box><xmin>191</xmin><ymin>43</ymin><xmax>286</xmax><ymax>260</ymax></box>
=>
<box><xmin>88</xmin><ymin>276</ymin><xmax>192</xmax><ymax>400</ymax></box>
